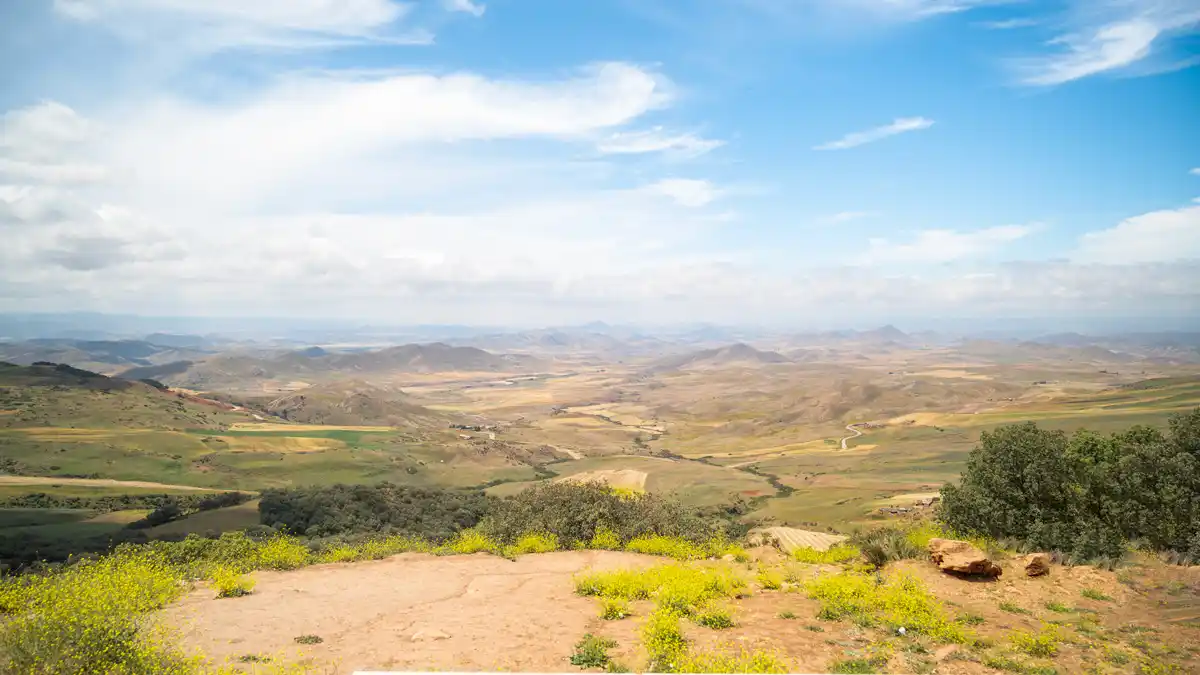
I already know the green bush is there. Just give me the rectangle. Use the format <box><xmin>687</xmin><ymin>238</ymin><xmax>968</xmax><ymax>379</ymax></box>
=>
<box><xmin>480</xmin><ymin>481</ymin><xmax>727</xmax><ymax>547</ymax></box>
<box><xmin>940</xmin><ymin>409</ymin><xmax>1200</xmax><ymax>561</ymax></box>
<box><xmin>570</xmin><ymin>633</ymin><xmax>617</xmax><ymax>668</ymax></box>
<box><xmin>850</xmin><ymin>528</ymin><xmax>923</xmax><ymax>568</ymax></box>
<box><xmin>803</xmin><ymin>570</ymin><xmax>969</xmax><ymax>643</ymax></box>
<box><xmin>258</xmin><ymin>482</ymin><xmax>490</xmax><ymax>541</ymax></box>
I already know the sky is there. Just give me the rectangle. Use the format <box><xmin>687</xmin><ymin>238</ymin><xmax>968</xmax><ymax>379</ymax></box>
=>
<box><xmin>0</xmin><ymin>0</ymin><xmax>1198</xmax><ymax>328</ymax></box>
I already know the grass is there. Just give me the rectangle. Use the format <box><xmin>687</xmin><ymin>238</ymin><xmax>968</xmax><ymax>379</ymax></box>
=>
<box><xmin>1000</xmin><ymin>601</ymin><xmax>1032</xmax><ymax>615</ymax></box>
<box><xmin>802</xmin><ymin>570</ymin><xmax>970</xmax><ymax>643</ymax></box>
<box><xmin>828</xmin><ymin>656</ymin><xmax>888</xmax><ymax>674</ymax></box>
<box><xmin>0</xmin><ymin>549</ymin><xmax>198</xmax><ymax>674</ymax></box>
<box><xmin>293</xmin><ymin>635</ymin><xmax>322</xmax><ymax>645</ymax></box>
<box><xmin>777</xmin><ymin>610</ymin><xmax>796</xmax><ymax>619</ymax></box>
<box><xmin>1080</xmin><ymin>588</ymin><xmax>1113</xmax><ymax>602</ymax></box>
<box><xmin>1044</xmin><ymin>601</ymin><xmax>1071</xmax><ymax>613</ymax></box>
<box><xmin>570</xmin><ymin>633</ymin><xmax>617</xmax><ymax>668</ymax></box>
<box><xmin>1010</xmin><ymin>625</ymin><xmax>1062</xmax><ymax>658</ymax></box>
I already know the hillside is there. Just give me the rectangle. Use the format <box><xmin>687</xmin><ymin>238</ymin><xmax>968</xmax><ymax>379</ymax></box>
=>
<box><xmin>257</xmin><ymin>380</ymin><xmax>447</xmax><ymax>427</ymax></box>
<box><xmin>0</xmin><ymin>361</ymin><xmax>244</xmax><ymax>431</ymax></box>
<box><xmin>0</xmin><ymin>339</ymin><xmax>211</xmax><ymax>375</ymax></box>
<box><xmin>651</xmin><ymin>343</ymin><xmax>791</xmax><ymax>371</ymax></box>
<box><xmin>135</xmin><ymin>342</ymin><xmax>542</xmax><ymax>390</ymax></box>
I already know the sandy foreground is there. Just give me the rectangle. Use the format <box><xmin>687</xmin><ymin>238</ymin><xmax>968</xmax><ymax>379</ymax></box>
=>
<box><xmin>165</xmin><ymin>551</ymin><xmax>660</xmax><ymax>673</ymax></box>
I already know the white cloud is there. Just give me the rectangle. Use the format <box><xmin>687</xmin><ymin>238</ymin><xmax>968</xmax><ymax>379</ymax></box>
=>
<box><xmin>444</xmin><ymin>0</ymin><xmax>486</xmax><ymax>17</ymax></box>
<box><xmin>52</xmin><ymin>0</ymin><xmax>426</xmax><ymax>50</ymax></box>
<box><xmin>978</xmin><ymin>17</ymin><xmax>1038</xmax><ymax>29</ymax></box>
<box><xmin>1073</xmin><ymin>204</ymin><xmax>1200</xmax><ymax>264</ymax></box>
<box><xmin>861</xmin><ymin>224</ymin><xmax>1033</xmax><ymax>264</ymax></box>
<box><xmin>643</xmin><ymin>179</ymin><xmax>720</xmax><ymax>207</ymax></box>
<box><xmin>825</xmin><ymin>211</ymin><xmax>879</xmax><ymax>224</ymax></box>
<box><xmin>1191</xmin><ymin>167</ymin><xmax>1200</xmax><ymax>176</ymax></box>
<box><xmin>596</xmin><ymin>126</ymin><xmax>724</xmax><ymax>158</ymax></box>
<box><xmin>813</xmin><ymin>117</ymin><xmax>934</xmax><ymax>150</ymax></box>
<box><xmin>1015</xmin><ymin>2</ymin><xmax>1200</xmax><ymax>86</ymax></box>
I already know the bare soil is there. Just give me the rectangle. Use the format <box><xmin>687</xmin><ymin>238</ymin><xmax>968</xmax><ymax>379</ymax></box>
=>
<box><xmin>164</xmin><ymin>550</ymin><xmax>660</xmax><ymax>673</ymax></box>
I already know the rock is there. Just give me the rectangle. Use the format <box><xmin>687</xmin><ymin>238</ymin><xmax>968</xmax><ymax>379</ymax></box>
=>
<box><xmin>411</xmin><ymin>629</ymin><xmax>451</xmax><ymax>642</ymax></box>
<box><xmin>928</xmin><ymin>538</ymin><xmax>1002</xmax><ymax>578</ymax></box>
<box><xmin>1019</xmin><ymin>552</ymin><xmax>1051</xmax><ymax>577</ymax></box>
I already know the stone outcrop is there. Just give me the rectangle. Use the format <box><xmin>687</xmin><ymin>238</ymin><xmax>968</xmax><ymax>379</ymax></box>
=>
<box><xmin>1019</xmin><ymin>552</ymin><xmax>1051</xmax><ymax>577</ymax></box>
<box><xmin>928</xmin><ymin>538</ymin><xmax>1002</xmax><ymax>578</ymax></box>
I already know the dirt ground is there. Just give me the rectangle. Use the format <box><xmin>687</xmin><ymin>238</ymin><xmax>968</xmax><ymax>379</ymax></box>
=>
<box><xmin>164</xmin><ymin>550</ymin><xmax>661</xmax><ymax>673</ymax></box>
<box><xmin>164</xmin><ymin>549</ymin><xmax>1200</xmax><ymax>674</ymax></box>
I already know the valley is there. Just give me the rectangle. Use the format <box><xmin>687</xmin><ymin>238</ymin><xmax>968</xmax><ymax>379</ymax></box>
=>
<box><xmin>2</xmin><ymin>327</ymin><xmax>1199</xmax><ymax>567</ymax></box>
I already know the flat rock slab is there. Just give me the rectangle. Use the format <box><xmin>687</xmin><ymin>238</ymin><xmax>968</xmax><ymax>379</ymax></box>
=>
<box><xmin>162</xmin><ymin>550</ymin><xmax>660</xmax><ymax>673</ymax></box>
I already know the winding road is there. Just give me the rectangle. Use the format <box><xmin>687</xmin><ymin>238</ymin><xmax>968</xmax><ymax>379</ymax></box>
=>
<box><xmin>840</xmin><ymin>423</ymin><xmax>864</xmax><ymax>449</ymax></box>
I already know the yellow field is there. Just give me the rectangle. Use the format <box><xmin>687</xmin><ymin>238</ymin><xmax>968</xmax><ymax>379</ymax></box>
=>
<box><xmin>216</xmin><ymin>435</ymin><xmax>347</xmax><ymax>453</ymax></box>
<box><xmin>0</xmin><ymin>476</ymin><xmax>223</xmax><ymax>491</ymax></box>
<box><xmin>84</xmin><ymin>509</ymin><xmax>151</xmax><ymax>525</ymax></box>
<box><xmin>225</xmin><ymin>422</ymin><xmax>393</xmax><ymax>432</ymax></box>
<box><xmin>19</xmin><ymin>427</ymin><xmax>161</xmax><ymax>441</ymax></box>
<box><xmin>555</xmin><ymin>469</ymin><xmax>648</xmax><ymax>490</ymax></box>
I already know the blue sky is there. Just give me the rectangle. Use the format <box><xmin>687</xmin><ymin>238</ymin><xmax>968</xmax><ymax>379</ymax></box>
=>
<box><xmin>0</xmin><ymin>0</ymin><xmax>1198</xmax><ymax>327</ymax></box>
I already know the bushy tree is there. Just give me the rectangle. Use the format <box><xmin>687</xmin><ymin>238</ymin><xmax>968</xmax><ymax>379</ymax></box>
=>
<box><xmin>480</xmin><ymin>481</ymin><xmax>721</xmax><ymax>545</ymax></box>
<box><xmin>940</xmin><ymin>408</ymin><xmax>1200</xmax><ymax>560</ymax></box>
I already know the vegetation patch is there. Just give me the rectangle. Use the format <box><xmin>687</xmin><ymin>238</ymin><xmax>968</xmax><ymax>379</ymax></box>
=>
<box><xmin>791</xmin><ymin>543</ymin><xmax>861</xmax><ymax>565</ymax></box>
<box><xmin>1010</xmin><ymin>624</ymin><xmax>1062</xmax><ymax>657</ymax></box>
<box><xmin>210</xmin><ymin>567</ymin><xmax>256</xmax><ymax>598</ymax></box>
<box><xmin>939</xmin><ymin>409</ymin><xmax>1200</xmax><ymax>561</ymax></box>
<box><xmin>570</xmin><ymin>633</ymin><xmax>617</xmax><ymax>668</ymax></box>
<box><xmin>802</xmin><ymin>570</ymin><xmax>970</xmax><ymax>643</ymax></box>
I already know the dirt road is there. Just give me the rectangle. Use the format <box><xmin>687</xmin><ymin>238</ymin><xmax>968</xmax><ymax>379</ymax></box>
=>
<box><xmin>840</xmin><ymin>423</ymin><xmax>864</xmax><ymax>449</ymax></box>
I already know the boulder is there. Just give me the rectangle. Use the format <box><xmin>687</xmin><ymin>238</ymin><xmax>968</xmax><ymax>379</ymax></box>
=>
<box><xmin>928</xmin><ymin>538</ymin><xmax>1002</xmax><ymax>578</ymax></box>
<box><xmin>1019</xmin><ymin>552</ymin><xmax>1051</xmax><ymax>577</ymax></box>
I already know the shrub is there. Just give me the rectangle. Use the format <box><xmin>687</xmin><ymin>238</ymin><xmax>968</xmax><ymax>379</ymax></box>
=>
<box><xmin>575</xmin><ymin>564</ymin><xmax>747</xmax><ymax>617</ymax></box>
<box><xmin>442</xmin><ymin>529</ymin><xmax>501</xmax><ymax>555</ymax></box>
<box><xmin>802</xmin><ymin>571</ymin><xmax>969</xmax><ymax>643</ymax></box>
<box><xmin>507</xmin><ymin>532</ymin><xmax>559</xmax><ymax>555</ymax></box>
<box><xmin>590</xmin><ymin>527</ymin><xmax>622</xmax><ymax>550</ymax></box>
<box><xmin>258</xmin><ymin>482</ymin><xmax>490</xmax><ymax>541</ymax></box>
<box><xmin>353</xmin><ymin>535</ymin><xmax>430</xmax><ymax>560</ymax></box>
<box><xmin>625</xmin><ymin>535</ymin><xmax>706</xmax><ymax>560</ymax></box>
<box><xmin>851</xmin><ymin>527</ymin><xmax>923</xmax><ymax>568</ymax></box>
<box><xmin>1043</xmin><ymin>601</ymin><xmax>1070</xmax><ymax>613</ymax></box>
<box><xmin>481</xmin><ymin>481</ymin><xmax>723</xmax><ymax>547</ymax></box>
<box><xmin>643</xmin><ymin>608</ymin><xmax>687</xmax><ymax>672</ymax></box>
<box><xmin>255</xmin><ymin>534</ymin><xmax>311</xmax><ymax>570</ymax></box>
<box><xmin>293</xmin><ymin>635</ymin><xmax>322</xmax><ymax>645</ymax></box>
<box><xmin>792</xmin><ymin>543</ymin><xmax>861</xmax><ymax>565</ymax></box>
<box><xmin>695</xmin><ymin>605</ymin><xmax>736</xmax><ymax>629</ymax></box>
<box><xmin>570</xmin><ymin>633</ymin><xmax>617</xmax><ymax>668</ymax></box>
<box><xmin>316</xmin><ymin>545</ymin><xmax>359</xmax><ymax>564</ymax></box>
<box><xmin>756</xmin><ymin>569</ymin><xmax>783</xmax><ymax>590</ymax></box>
<box><xmin>600</xmin><ymin>598</ymin><xmax>631</xmax><ymax>620</ymax></box>
<box><xmin>211</xmin><ymin>568</ymin><xmax>256</xmax><ymax>598</ymax></box>
<box><xmin>939</xmin><ymin>410</ymin><xmax>1200</xmax><ymax>561</ymax></box>
<box><xmin>0</xmin><ymin>550</ymin><xmax>196</xmax><ymax>674</ymax></box>
<box><xmin>1011</xmin><ymin>625</ymin><xmax>1062</xmax><ymax>657</ymax></box>
<box><xmin>675</xmin><ymin>649</ymin><xmax>789</xmax><ymax>673</ymax></box>
<box><xmin>1000</xmin><ymin>601</ymin><xmax>1031</xmax><ymax>615</ymax></box>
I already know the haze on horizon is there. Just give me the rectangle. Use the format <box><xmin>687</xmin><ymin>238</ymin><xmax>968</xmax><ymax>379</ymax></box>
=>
<box><xmin>1</xmin><ymin>0</ymin><xmax>1198</xmax><ymax>326</ymax></box>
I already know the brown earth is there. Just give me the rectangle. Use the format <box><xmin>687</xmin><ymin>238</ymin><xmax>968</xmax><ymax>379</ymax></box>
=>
<box><xmin>165</xmin><ymin>551</ymin><xmax>661</xmax><ymax>673</ymax></box>
<box><xmin>162</xmin><ymin>549</ymin><xmax>1200</xmax><ymax>674</ymax></box>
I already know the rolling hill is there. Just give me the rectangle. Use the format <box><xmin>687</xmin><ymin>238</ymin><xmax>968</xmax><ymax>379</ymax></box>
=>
<box><xmin>649</xmin><ymin>343</ymin><xmax>791</xmax><ymax>372</ymax></box>
<box><xmin>120</xmin><ymin>342</ymin><xmax>543</xmax><ymax>390</ymax></box>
